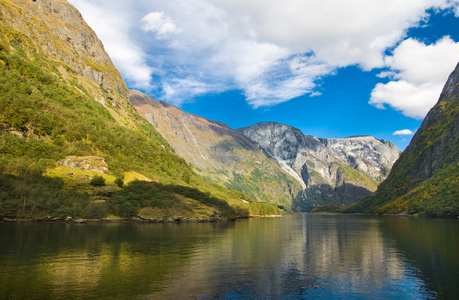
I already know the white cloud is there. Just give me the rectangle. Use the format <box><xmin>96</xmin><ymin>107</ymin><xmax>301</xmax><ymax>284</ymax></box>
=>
<box><xmin>68</xmin><ymin>0</ymin><xmax>153</xmax><ymax>89</ymax></box>
<box><xmin>162</xmin><ymin>78</ymin><xmax>219</xmax><ymax>102</ymax></box>
<box><xmin>370</xmin><ymin>37</ymin><xmax>459</xmax><ymax>119</ymax></box>
<box><xmin>208</xmin><ymin>0</ymin><xmax>457</xmax><ymax>69</ymax></box>
<box><xmin>243</xmin><ymin>54</ymin><xmax>333</xmax><ymax>107</ymax></box>
<box><xmin>393</xmin><ymin>129</ymin><xmax>414</xmax><ymax>135</ymax></box>
<box><xmin>68</xmin><ymin>0</ymin><xmax>459</xmax><ymax>107</ymax></box>
<box><xmin>370</xmin><ymin>81</ymin><xmax>445</xmax><ymax>119</ymax></box>
<box><xmin>141</xmin><ymin>12</ymin><xmax>181</xmax><ymax>38</ymax></box>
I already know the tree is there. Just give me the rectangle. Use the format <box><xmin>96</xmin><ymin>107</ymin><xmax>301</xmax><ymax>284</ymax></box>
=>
<box><xmin>90</xmin><ymin>175</ymin><xmax>105</xmax><ymax>187</ymax></box>
<box><xmin>114</xmin><ymin>177</ymin><xmax>124</xmax><ymax>187</ymax></box>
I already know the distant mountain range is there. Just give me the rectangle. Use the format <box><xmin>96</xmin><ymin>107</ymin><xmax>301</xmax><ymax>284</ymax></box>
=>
<box><xmin>238</xmin><ymin>123</ymin><xmax>400</xmax><ymax>211</ymax></box>
<box><xmin>130</xmin><ymin>90</ymin><xmax>302</xmax><ymax>210</ymax></box>
<box><xmin>131</xmin><ymin>91</ymin><xmax>401</xmax><ymax>211</ymax></box>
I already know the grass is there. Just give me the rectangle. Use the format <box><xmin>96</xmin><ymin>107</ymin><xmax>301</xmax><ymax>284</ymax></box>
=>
<box><xmin>46</xmin><ymin>166</ymin><xmax>116</xmax><ymax>183</ymax></box>
<box><xmin>124</xmin><ymin>171</ymin><xmax>152</xmax><ymax>184</ymax></box>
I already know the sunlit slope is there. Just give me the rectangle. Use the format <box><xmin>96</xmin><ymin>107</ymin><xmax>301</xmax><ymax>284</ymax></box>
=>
<box><xmin>0</xmin><ymin>0</ymin><xmax>186</xmax><ymax>181</ymax></box>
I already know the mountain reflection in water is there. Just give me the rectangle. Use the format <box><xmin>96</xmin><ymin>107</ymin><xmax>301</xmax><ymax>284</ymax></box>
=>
<box><xmin>0</xmin><ymin>214</ymin><xmax>457</xmax><ymax>299</ymax></box>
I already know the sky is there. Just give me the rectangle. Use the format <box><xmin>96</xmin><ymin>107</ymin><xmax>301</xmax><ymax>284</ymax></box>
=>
<box><xmin>68</xmin><ymin>0</ymin><xmax>459</xmax><ymax>150</ymax></box>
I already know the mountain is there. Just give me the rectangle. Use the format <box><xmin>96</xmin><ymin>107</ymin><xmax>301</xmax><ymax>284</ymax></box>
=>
<box><xmin>346</xmin><ymin>62</ymin><xmax>459</xmax><ymax>217</ymax></box>
<box><xmin>238</xmin><ymin>122</ymin><xmax>401</xmax><ymax>211</ymax></box>
<box><xmin>0</xmin><ymin>0</ymin><xmax>280</xmax><ymax>220</ymax></box>
<box><xmin>130</xmin><ymin>90</ymin><xmax>302</xmax><ymax>210</ymax></box>
<box><xmin>1</xmin><ymin>0</ymin><xmax>132</xmax><ymax>113</ymax></box>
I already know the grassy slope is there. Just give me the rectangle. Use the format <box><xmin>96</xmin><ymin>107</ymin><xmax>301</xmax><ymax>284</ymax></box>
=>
<box><xmin>0</xmin><ymin>1</ymin><xmax>280</xmax><ymax>219</ymax></box>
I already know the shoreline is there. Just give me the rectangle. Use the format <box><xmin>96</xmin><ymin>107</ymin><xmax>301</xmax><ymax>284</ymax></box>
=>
<box><xmin>314</xmin><ymin>211</ymin><xmax>459</xmax><ymax>219</ymax></box>
<box><xmin>3</xmin><ymin>213</ymin><xmax>455</xmax><ymax>223</ymax></box>
<box><xmin>0</xmin><ymin>214</ymin><xmax>283</xmax><ymax>224</ymax></box>
<box><xmin>0</xmin><ymin>216</ymin><xmax>230</xmax><ymax>224</ymax></box>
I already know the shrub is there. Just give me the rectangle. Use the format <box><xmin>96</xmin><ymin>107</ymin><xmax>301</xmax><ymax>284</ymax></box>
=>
<box><xmin>84</xmin><ymin>202</ymin><xmax>109</xmax><ymax>219</ymax></box>
<box><xmin>114</xmin><ymin>177</ymin><xmax>124</xmax><ymax>187</ymax></box>
<box><xmin>90</xmin><ymin>175</ymin><xmax>106</xmax><ymax>187</ymax></box>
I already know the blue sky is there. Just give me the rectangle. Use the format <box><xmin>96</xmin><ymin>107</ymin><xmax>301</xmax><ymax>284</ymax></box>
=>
<box><xmin>68</xmin><ymin>0</ymin><xmax>459</xmax><ymax>150</ymax></box>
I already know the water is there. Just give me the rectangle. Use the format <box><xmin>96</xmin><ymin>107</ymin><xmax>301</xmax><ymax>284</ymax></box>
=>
<box><xmin>0</xmin><ymin>214</ymin><xmax>458</xmax><ymax>299</ymax></box>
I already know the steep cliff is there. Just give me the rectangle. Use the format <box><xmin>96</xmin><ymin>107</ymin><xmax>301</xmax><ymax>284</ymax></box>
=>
<box><xmin>130</xmin><ymin>90</ymin><xmax>302</xmax><ymax>209</ymax></box>
<box><xmin>0</xmin><ymin>0</ymin><xmax>135</xmax><ymax>116</ymax></box>
<box><xmin>238</xmin><ymin>122</ymin><xmax>401</xmax><ymax>211</ymax></box>
<box><xmin>347</xmin><ymin>62</ymin><xmax>459</xmax><ymax>217</ymax></box>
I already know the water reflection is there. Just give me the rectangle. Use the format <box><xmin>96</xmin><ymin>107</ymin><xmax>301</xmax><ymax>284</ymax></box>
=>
<box><xmin>154</xmin><ymin>215</ymin><xmax>437</xmax><ymax>299</ymax></box>
<box><xmin>380</xmin><ymin>217</ymin><xmax>459</xmax><ymax>299</ymax></box>
<box><xmin>0</xmin><ymin>222</ymin><xmax>234</xmax><ymax>299</ymax></box>
<box><xmin>0</xmin><ymin>215</ymin><xmax>457</xmax><ymax>299</ymax></box>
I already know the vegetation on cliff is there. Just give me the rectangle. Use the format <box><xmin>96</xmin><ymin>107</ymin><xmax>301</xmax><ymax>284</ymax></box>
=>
<box><xmin>345</xmin><ymin>63</ymin><xmax>459</xmax><ymax>218</ymax></box>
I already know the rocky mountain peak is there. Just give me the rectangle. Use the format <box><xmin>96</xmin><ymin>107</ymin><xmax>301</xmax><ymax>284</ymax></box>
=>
<box><xmin>238</xmin><ymin>122</ymin><xmax>401</xmax><ymax>211</ymax></box>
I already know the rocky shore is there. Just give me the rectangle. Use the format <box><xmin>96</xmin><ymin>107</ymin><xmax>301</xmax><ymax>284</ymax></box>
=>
<box><xmin>0</xmin><ymin>215</ymin><xmax>230</xmax><ymax>224</ymax></box>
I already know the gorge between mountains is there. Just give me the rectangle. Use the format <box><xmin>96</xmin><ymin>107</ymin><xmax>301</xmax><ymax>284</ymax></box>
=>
<box><xmin>0</xmin><ymin>0</ymin><xmax>457</xmax><ymax>220</ymax></box>
<box><xmin>130</xmin><ymin>90</ymin><xmax>401</xmax><ymax>212</ymax></box>
<box><xmin>0</xmin><ymin>1</ymin><xmax>458</xmax><ymax>299</ymax></box>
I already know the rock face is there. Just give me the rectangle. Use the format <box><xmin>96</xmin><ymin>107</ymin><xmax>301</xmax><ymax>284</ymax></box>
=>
<box><xmin>0</xmin><ymin>0</ymin><xmax>132</xmax><ymax>118</ymax></box>
<box><xmin>58</xmin><ymin>156</ymin><xmax>109</xmax><ymax>173</ymax></box>
<box><xmin>238</xmin><ymin>122</ymin><xmax>401</xmax><ymax>211</ymax></box>
<box><xmin>130</xmin><ymin>90</ymin><xmax>302</xmax><ymax>209</ymax></box>
<box><xmin>348</xmin><ymin>62</ymin><xmax>459</xmax><ymax>217</ymax></box>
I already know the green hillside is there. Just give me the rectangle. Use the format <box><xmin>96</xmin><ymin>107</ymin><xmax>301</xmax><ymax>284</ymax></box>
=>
<box><xmin>345</xmin><ymin>63</ymin><xmax>459</xmax><ymax>217</ymax></box>
<box><xmin>0</xmin><ymin>0</ymin><xmax>280</xmax><ymax>220</ymax></box>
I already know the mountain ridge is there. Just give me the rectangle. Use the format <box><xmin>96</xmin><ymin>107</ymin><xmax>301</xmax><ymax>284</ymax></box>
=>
<box><xmin>130</xmin><ymin>90</ymin><xmax>302</xmax><ymax>209</ymax></box>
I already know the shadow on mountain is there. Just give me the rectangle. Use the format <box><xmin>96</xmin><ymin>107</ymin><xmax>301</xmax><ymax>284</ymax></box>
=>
<box><xmin>380</xmin><ymin>217</ymin><xmax>459</xmax><ymax>299</ymax></box>
<box><xmin>293</xmin><ymin>183</ymin><xmax>373</xmax><ymax>212</ymax></box>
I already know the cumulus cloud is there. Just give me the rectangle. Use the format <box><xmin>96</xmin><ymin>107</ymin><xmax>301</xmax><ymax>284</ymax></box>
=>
<box><xmin>68</xmin><ymin>0</ymin><xmax>459</xmax><ymax>107</ymax></box>
<box><xmin>141</xmin><ymin>12</ymin><xmax>181</xmax><ymax>38</ymax></box>
<box><xmin>370</xmin><ymin>37</ymin><xmax>459</xmax><ymax>119</ymax></box>
<box><xmin>68</xmin><ymin>0</ymin><xmax>154</xmax><ymax>89</ymax></box>
<box><xmin>162</xmin><ymin>77</ymin><xmax>222</xmax><ymax>102</ymax></box>
<box><xmin>393</xmin><ymin>129</ymin><xmax>414</xmax><ymax>135</ymax></box>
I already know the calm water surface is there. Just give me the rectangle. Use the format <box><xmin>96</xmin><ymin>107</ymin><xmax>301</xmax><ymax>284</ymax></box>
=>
<box><xmin>0</xmin><ymin>214</ymin><xmax>458</xmax><ymax>299</ymax></box>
